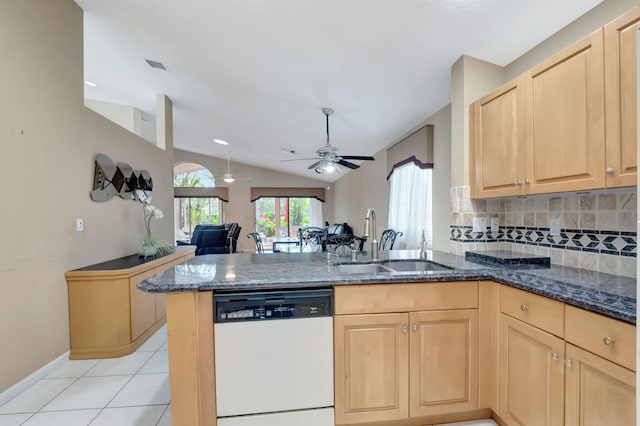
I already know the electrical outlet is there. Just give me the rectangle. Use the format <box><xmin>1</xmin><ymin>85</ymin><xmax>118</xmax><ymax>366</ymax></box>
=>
<box><xmin>550</xmin><ymin>218</ymin><xmax>560</xmax><ymax>236</ymax></box>
<box><xmin>472</xmin><ymin>217</ymin><xmax>486</xmax><ymax>232</ymax></box>
<box><xmin>76</xmin><ymin>218</ymin><xmax>84</xmax><ymax>232</ymax></box>
<box><xmin>491</xmin><ymin>217</ymin><xmax>499</xmax><ymax>233</ymax></box>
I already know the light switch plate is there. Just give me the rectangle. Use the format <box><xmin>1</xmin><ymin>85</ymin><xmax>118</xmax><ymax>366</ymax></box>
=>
<box><xmin>76</xmin><ymin>218</ymin><xmax>84</xmax><ymax>232</ymax></box>
<box><xmin>550</xmin><ymin>218</ymin><xmax>560</xmax><ymax>236</ymax></box>
<box><xmin>472</xmin><ymin>217</ymin><xmax>486</xmax><ymax>232</ymax></box>
<box><xmin>491</xmin><ymin>217</ymin><xmax>499</xmax><ymax>233</ymax></box>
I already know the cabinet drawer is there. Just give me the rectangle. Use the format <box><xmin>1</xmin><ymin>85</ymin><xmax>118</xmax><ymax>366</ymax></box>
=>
<box><xmin>565</xmin><ymin>305</ymin><xmax>636</xmax><ymax>371</ymax></box>
<box><xmin>500</xmin><ymin>286</ymin><xmax>564</xmax><ymax>337</ymax></box>
<box><xmin>334</xmin><ymin>281</ymin><xmax>478</xmax><ymax>315</ymax></box>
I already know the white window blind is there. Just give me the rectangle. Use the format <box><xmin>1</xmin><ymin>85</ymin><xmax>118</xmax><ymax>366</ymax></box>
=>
<box><xmin>387</xmin><ymin>163</ymin><xmax>432</xmax><ymax>249</ymax></box>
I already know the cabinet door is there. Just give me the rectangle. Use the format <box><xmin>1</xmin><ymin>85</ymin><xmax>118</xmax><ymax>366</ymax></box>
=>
<box><xmin>130</xmin><ymin>269</ymin><xmax>158</xmax><ymax>341</ymax></box>
<box><xmin>471</xmin><ymin>76</ymin><xmax>526</xmax><ymax>198</ymax></box>
<box><xmin>565</xmin><ymin>344</ymin><xmax>635</xmax><ymax>426</ymax></box>
<box><xmin>525</xmin><ymin>29</ymin><xmax>605</xmax><ymax>194</ymax></box>
<box><xmin>604</xmin><ymin>6</ymin><xmax>640</xmax><ymax>188</ymax></box>
<box><xmin>409</xmin><ymin>309</ymin><xmax>478</xmax><ymax>417</ymax></box>
<box><xmin>499</xmin><ymin>314</ymin><xmax>565</xmax><ymax>426</ymax></box>
<box><xmin>334</xmin><ymin>313</ymin><xmax>409</xmax><ymax>424</ymax></box>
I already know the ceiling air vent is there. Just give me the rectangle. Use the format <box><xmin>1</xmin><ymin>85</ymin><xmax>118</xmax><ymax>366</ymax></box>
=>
<box><xmin>145</xmin><ymin>59</ymin><xmax>166</xmax><ymax>70</ymax></box>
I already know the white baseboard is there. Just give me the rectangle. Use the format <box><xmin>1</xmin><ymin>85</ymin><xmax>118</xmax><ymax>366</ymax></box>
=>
<box><xmin>0</xmin><ymin>351</ymin><xmax>69</xmax><ymax>407</ymax></box>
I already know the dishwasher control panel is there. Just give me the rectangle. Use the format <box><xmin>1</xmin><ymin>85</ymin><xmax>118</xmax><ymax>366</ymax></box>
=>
<box><xmin>214</xmin><ymin>288</ymin><xmax>333</xmax><ymax>323</ymax></box>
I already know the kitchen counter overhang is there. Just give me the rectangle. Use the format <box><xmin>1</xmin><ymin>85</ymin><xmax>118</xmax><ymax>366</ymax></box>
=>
<box><xmin>139</xmin><ymin>250</ymin><xmax>636</xmax><ymax>324</ymax></box>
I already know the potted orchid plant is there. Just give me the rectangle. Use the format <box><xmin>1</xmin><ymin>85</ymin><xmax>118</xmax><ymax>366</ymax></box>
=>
<box><xmin>139</xmin><ymin>204</ymin><xmax>174</xmax><ymax>258</ymax></box>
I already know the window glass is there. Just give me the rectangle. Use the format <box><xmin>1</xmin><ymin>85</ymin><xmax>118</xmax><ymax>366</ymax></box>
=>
<box><xmin>173</xmin><ymin>162</ymin><xmax>222</xmax><ymax>242</ymax></box>
<box><xmin>255</xmin><ymin>197</ymin><xmax>323</xmax><ymax>247</ymax></box>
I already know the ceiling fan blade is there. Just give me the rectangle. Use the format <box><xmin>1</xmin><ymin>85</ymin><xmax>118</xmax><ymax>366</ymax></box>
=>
<box><xmin>308</xmin><ymin>161</ymin><xmax>322</xmax><ymax>170</ymax></box>
<box><xmin>340</xmin><ymin>155</ymin><xmax>375</xmax><ymax>161</ymax></box>
<box><xmin>337</xmin><ymin>160</ymin><xmax>360</xmax><ymax>169</ymax></box>
<box><xmin>280</xmin><ymin>157</ymin><xmax>320</xmax><ymax>162</ymax></box>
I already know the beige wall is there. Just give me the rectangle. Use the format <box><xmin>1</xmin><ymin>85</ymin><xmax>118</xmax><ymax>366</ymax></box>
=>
<box><xmin>173</xmin><ymin>149</ymin><xmax>331</xmax><ymax>252</ymax></box>
<box><xmin>332</xmin><ymin>151</ymin><xmax>389</xmax><ymax>237</ymax></box>
<box><xmin>0</xmin><ymin>0</ymin><xmax>175</xmax><ymax>392</ymax></box>
<box><xmin>429</xmin><ymin>104</ymin><xmax>452</xmax><ymax>251</ymax></box>
<box><xmin>332</xmin><ymin>104</ymin><xmax>453</xmax><ymax>250</ymax></box>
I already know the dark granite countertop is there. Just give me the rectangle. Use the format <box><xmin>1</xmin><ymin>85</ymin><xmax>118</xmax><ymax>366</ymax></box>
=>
<box><xmin>139</xmin><ymin>249</ymin><xmax>636</xmax><ymax>324</ymax></box>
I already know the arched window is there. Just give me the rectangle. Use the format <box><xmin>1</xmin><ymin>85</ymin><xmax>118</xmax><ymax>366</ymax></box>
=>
<box><xmin>173</xmin><ymin>162</ymin><xmax>226</xmax><ymax>242</ymax></box>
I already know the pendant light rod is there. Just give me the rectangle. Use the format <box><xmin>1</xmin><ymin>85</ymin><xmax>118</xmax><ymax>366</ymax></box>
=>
<box><xmin>322</xmin><ymin>107</ymin><xmax>333</xmax><ymax>145</ymax></box>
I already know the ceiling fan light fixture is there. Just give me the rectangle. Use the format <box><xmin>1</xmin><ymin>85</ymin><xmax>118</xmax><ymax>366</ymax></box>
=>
<box><xmin>315</xmin><ymin>160</ymin><xmax>337</xmax><ymax>174</ymax></box>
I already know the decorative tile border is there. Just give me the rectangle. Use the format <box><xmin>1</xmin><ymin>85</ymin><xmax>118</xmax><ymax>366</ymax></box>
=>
<box><xmin>450</xmin><ymin>225</ymin><xmax>637</xmax><ymax>258</ymax></box>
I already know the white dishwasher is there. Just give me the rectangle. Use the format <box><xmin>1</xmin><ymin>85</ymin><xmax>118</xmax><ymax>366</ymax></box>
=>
<box><xmin>214</xmin><ymin>289</ymin><xmax>334</xmax><ymax>426</ymax></box>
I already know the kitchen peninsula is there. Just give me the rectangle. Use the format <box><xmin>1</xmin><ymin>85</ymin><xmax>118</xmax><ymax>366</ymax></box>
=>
<box><xmin>140</xmin><ymin>250</ymin><xmax>636</xmax><ymax>426</ymax></box>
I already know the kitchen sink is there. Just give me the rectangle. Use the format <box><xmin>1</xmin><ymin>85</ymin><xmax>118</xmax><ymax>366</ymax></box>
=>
<box><xmin>336</xmin><ymin>263</ymin><xmax>394</xmax><ymax>274</ymax></box>
<box><xmin>382</xmin><ymin>260</ymin><xmax>452</xmax><ymax>272</ymax></box>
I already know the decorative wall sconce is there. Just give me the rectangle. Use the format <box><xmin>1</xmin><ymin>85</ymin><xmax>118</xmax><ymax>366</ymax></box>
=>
<box><xmin>90</xmin><ymin>153</ymin><xmax>153</xmax><ymax>203</ymax></box>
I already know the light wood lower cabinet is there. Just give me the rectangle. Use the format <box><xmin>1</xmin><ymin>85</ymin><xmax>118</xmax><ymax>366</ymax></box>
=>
<box><xmin>334</xmin><ymin>313</ymin><xmax>409</xmax><ymax>424</ymax></box>
<box><xmin>499</xmin><ymin>314</ymin><xmax>565</xmax><ymax>426</ymax></box>
<box><xmin>66</xmin><ymin>248</ymin><xmax>195</xmax><ymax>359</ymax></box>
<box><xmin>565</xmin><ymin>343</ymin><xmax>636</xmax><ymax>425</ymax></box>
<box><xmin>410</xmin><ymin>309</ymin><xmax>478</xmax><ymax>417</ymax></box>
<box><xmin>334</xmin><ymin>283</ymin><xmax>479</xmax><ymax>425</ymax></box>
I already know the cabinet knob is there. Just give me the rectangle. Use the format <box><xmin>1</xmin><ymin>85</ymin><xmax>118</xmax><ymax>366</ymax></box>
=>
<box><xmin>603</xmin><ymin>336</ymin><xmax>616</xmax><ymax>346</ymax></box>
<box><xmin>565</xmin><ymin>359</ymin><xmax>573</xmax><ymax>368</ymax></box>
<box><xmin>412</xmin><ymin>324</ymin><xmax>419</xmax><ymax>332</ymax></box>
<box><xmin>524</xmin><ymin>179</ymin><xmax>530</xmax><ymax>185</ymax></box>
<box><xmin>520</xmin><ymin>304</ymin><xmax>529</xmax><ymax>312</ymax></box>
<box><xmin>516</xmin><ymin>180</ymin><xmax>522</xmax><ymax>187</ymax></box>
<box><xmin>402</xmin><ymin>325</ymin><xmax>408</xmax><ymax>333</ymax></box>
<box><xmin>551</xmin><ymin>352</ymin><xmax>558</xmax><ymax>361</ymax></box>
<box><xmin>605</xmin><ymin>166</ymin><xmax>614</xmax><ymax>175</ymax></box>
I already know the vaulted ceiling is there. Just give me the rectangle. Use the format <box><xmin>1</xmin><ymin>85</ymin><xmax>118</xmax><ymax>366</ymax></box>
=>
<box><xmin>75</xmin><ymin>0</ymin><xmax>603</xmax><ymax>181</ymax></box>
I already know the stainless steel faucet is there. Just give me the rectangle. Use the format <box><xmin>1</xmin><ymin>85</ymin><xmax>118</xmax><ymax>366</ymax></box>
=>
<box><xmin>363</xmin><ymin>208</ymin><xmax>378</xmax><ymax>261</ymax></box>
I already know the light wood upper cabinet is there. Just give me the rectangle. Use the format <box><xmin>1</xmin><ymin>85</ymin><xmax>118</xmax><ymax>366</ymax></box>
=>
<box><xmin>565</xmin><ymin>343</ymin><xmax>636</xmax><ymax>426</ymax></box>
<box><xmin>334</xmin><ymin>313</ymin><xmax>409</xmax><ymax>425</ymax></box>
<box><xmin>409</xmin><ymin>309</ymin><xmax>478</xmax><ymax>417</ymax></box>
<box><xmin>604</xmin><ymin>6</ymin><xmax>640</xmax><ymax>188</ymax></box>
<box><xmin>471</xmin><ymin>76</ymin><xmax>526</xmax><ymax>198</ymax></box>
<box><xmin>525</xmin><ymin>28</ymin><xmax>606</xmax><ymax>194</ymax></box>
<box><xmin>499</xmin><ymin>314</ymin><xmax>565</xmax><ymax>426</ymax></box>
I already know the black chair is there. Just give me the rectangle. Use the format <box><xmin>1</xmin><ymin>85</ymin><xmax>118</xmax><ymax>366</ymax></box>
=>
<box><xmin>298</xmin><ymin>227</ymin><xmax>327</xmax><ymax>252</ymax></box>
<box><xmin>195</xmin><ymin>228</ymin><xmax>229</xmax><ymax>255</ymax></box>
<box><xmin>225</xmin><ymin>223</ymin><xmax>241</xmax><ymax>253</ymax></box>
<box><xmin>177</xmin><ymin>224</ymin><xmax>229</xmax><ymax>255</ymax></box>
<box><xmin>247</xmin><ymin>231</ymin><xmax>264</xmax><ymax>253</ymax></box>
<box><xmin>380</xmin><ymin>229</ymin><xmax>403</xmax><ymax>250</ymax></box>
<box><xmin>324</xmin><ymin>234</ymin><xmax>366</xmax><ymax>256</ymax></box>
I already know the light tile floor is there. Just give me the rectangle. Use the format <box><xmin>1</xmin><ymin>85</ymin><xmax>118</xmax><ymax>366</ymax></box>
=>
<box><xmin>0</xmin><ymin>324</ymin><xmax>497</xmax><ymax>426</ymax></box>
<box><xmin>0</xmin><ymin>325</ymin><xmax>171</xmax><ymax>426</ymax></box>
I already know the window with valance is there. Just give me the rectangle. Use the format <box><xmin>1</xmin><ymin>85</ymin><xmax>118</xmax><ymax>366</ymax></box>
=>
<box><xmin>387</xmin><ymin>125</ymin><xmax>434</xmax><ymax>249</ymax></box>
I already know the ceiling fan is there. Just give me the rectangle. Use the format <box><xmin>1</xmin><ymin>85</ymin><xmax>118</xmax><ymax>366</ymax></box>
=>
<box><xmin>215</xmin><ymin>155</ymin><xmax>251</xmax><ymax>183</ymax></box>
<box><xmin>282</xmin><ymin>107</ymin><xmax>375</xmax><ymax>174</ymax></box>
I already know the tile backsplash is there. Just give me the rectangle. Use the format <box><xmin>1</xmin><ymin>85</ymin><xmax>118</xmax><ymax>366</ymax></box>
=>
<box><xmin>449</xmin><ymin>186</ymin><xmax>637</xmax><ymax>278</ymax></box>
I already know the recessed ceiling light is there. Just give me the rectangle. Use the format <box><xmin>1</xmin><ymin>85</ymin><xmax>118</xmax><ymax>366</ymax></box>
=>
<box><xmin>214</xmin><ymin>139</ymin><xmax>229</xmax><ymax>146</ymax></box>
<box><xmin>281</xmin><ymin>148</ymin><xmax>296</xmax><ymax>155</ymax></box>
<box><xmin>84</xmin><ymin>80</ymin><xmax>97</xmax><ymax>87</ymax></box>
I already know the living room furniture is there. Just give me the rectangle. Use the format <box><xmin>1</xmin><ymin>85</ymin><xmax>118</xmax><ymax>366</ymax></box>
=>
<box><xmin>380</xmin><ymin>229</ymin><xmax>404</xmax><ymax>250</ymax></box>
<box><xmin>177</xmin><ymin>223</ymin><xmax>241</xmax><ymax>255</ymax></box>
<box><xmin>247</xmin><ymin>231</ymin><xmax>265</xmax><ymax>253</ymax></box>
<box><xmin>272</xmin><ymin>237</ymin><xmax>300</xmax><ymax>252</ymax></box>
<box><xmin>65</xmin><ymin>247</ymin><xmax>195</xmax><ymax>359</ymax></box>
